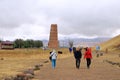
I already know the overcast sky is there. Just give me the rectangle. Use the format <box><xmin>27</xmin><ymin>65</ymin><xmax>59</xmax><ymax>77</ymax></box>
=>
<box><xmin>0</xmin><ymin>0</ymin><xmax>120</xmax><ymax>41</ymax></box>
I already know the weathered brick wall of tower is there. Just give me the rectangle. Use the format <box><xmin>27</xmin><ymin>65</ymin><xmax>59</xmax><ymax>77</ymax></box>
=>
<box><xmin>48</xmin><ymin>24</ymin><xmax>59</xmax><ymax>48</ymax></box>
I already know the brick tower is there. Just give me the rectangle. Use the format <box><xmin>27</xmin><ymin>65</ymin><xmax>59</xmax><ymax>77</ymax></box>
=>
<box><xmin>48</xmin><ymin>24</ymin><xmax>59</xmax><ymax>48</ymax></box>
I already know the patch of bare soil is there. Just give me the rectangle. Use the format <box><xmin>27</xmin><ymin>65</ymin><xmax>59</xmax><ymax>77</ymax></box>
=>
<box><xmin>33</xmin><ymin>52</ymin><xmax>120</xmax><ymax>80</ymax></box>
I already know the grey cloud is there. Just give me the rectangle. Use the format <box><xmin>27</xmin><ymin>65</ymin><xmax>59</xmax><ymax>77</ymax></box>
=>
<box><xmin>0</xmin><ymin>0</ymin><xmax>120</xmax><ymax>40</ymax></box>
<box><xmin>55</xmin><ymin>0</ymin><xmax>120</xmax><ymax>37</ymax></box>
<box><xmin>0</xmin><ymin>0</ymin><xmax>36</xmax><ymax>28</ymax></box>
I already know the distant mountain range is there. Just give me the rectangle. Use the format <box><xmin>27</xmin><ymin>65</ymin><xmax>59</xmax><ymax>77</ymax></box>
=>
<box><xmin>42</xmin><ymin>37</ymin><xmax>111</xmax><ymax>47</ymax></box>
<box><xmin>71</xmin><ymin>37</ymin><xmax>110</xmax><ymax>47</ymax></box>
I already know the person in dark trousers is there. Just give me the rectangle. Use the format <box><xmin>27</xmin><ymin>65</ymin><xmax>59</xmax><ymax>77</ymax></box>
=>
<box><xmin>73</xmin><ymin>47</ymin><xmax>82</xmax><ymax>69</ymax></box>
<box><xmin>84</xmin><ymin>47</ymin><xmax>92</xmax><ymax>69</ymax></box>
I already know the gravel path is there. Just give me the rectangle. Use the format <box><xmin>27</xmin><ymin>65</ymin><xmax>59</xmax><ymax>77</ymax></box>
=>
<box><xmin>33</xmin><ymin>54</ymin><xmax>120</xmax><ymax>80</ymax></box>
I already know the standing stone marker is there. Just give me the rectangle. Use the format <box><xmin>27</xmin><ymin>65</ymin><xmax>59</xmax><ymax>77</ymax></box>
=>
<box><xmin>48</xmin><ymin>24</ymin><xmax>59</xmax><ymax>48</ymax></box>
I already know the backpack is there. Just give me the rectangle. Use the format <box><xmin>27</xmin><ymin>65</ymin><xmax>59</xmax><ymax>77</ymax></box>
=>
<box><xmin>49</xmin><ymin>56</ymin><xmax>52</xmax><ymax>61</ymax></box>
<box><xmin>49</xmin><ymin>52</ymin><xmax>53</xmax><ymax>61</ymax></box>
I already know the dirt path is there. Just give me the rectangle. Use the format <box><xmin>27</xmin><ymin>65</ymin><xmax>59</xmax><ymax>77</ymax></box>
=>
<box><xmin>33</xmin><ymin>54</ymin><xmax>120</xmax><ymax>80</ymax></box>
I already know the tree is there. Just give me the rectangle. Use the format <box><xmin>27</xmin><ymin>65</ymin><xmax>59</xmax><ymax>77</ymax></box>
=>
<box><xmin>14</xmin><ymin>39</ymin><xmax>24</xmax><ymax>48</ymax></box>
<box><xmin>23</xmin><ymin>40</ymin><xmax>29</xmax><ymax>48</ymax></box>
<box><xmin>25</xmin><ymin>39</ymin><xmax>34</xmax><ymax>48</ymax></box>
<box><xmin>68</xmin><ymin>40</ymin><xmax>73</xmax><ymax>48</ymax></box>
<box><xmin>0</xmin><ymin>39</ymin><xmax>3</xmax><ymax>42</ymax></box>
<box><xmin>14</xmin><ymin>39</ymin><xmax>43</xmax><ymax>48</ymax></box>
<box><xmin>34</xmin><ymin>40</ymin><xmax>43</xmax><ymax>48</ymax></box>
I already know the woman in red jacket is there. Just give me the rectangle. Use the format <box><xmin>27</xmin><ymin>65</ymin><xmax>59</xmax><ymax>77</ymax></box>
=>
<box><xmin>84</xmin><ymin>47</ymin><xmax>92</xmax><ymax>69</ymax></box>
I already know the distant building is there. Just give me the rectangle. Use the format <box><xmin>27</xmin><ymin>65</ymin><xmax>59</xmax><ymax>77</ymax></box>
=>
<box><xmin>0</xmin><ymin>41</ymin><xmax>14</xmax><ymax>49</ymax></box>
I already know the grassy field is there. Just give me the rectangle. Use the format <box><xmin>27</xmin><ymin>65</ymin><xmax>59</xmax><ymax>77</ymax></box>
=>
<box><xmin>100</xmin><ymin>34</ymin><xmax>120</xmax><ymax>51</ymax></box>
<box><xmin>0</xmin><ymin>48</ymin><xmax>119</xmax><ymax>79</ymax></box>
<box><xmin>0</xmin><ymin>48</ymin><xmax>72</xmax><ymax>79</ymax></box>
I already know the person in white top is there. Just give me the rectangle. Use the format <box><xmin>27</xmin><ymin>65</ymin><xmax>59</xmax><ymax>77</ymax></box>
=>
<box><xmin>50</xmin><ymin>49</ymin><xmax>57</xmax><ymax>69</ymax></box>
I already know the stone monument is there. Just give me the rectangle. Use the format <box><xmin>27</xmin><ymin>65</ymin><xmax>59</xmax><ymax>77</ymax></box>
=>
<box><xmin>48</xmin><ymin>24</ymin><xmax>59</xmax><ymax>48</ymax></box>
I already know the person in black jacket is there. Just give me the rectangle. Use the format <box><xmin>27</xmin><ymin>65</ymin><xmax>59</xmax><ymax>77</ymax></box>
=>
<box><xmin>73</xmin><ymin>47</ymin><xmax>82</xmax><ymax>69</ymax></box>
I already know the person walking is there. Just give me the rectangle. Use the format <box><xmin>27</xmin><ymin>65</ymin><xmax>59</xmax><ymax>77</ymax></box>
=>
<box><xmin>69</xmin><ymin>47</ymin><xmax>72</xmax><ymax>53</ymax></box>
<box><xmin>96</xmin><ymin>45</ymin><xmax>100</xmax><ymax>57</ymax></box>
<box><xmin>73</xmin><ymin>47</ymin><xmax>82</xmax><ymax>69</ymax></box>
<box><xmin>50</xmin><ymin>49</ymin><xmax>57</xmax><ymax>69</ymax></box>
<box><xmin>84</xmin><ymin>47</ymin><xmax>92</xmax><ymax>69</ymax></box>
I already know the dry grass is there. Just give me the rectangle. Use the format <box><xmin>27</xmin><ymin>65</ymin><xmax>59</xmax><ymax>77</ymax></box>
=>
<box><xmin>100</xmin><ymin>34</ymin><xmax>120</xmax><ymax>51</ymax></box>
<box><xmin>0</xmin><ymin>48</ymin><xmax>119</xmax><ymax>79</ymax></box>
<box><xmin>100</xmin><ymin>52</ymin><xmax>120</xmax><ymax>63</ymax></box>
<box><xmin>0</xmin><ymin>48</ymin><xmax>72</xmax><ymax>79</ymax></box>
